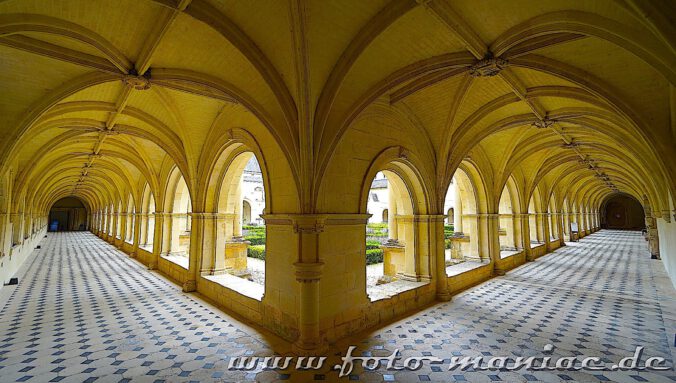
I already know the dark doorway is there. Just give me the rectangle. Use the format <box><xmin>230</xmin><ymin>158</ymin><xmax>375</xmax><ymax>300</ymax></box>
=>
<box><xmin>601</xmin><ymin>194</ymin><xmax>645</xmax><ymax>230</ymax></box>
<box><xmin>49</xmin><ymin>197</ymin><xmax>88</xmax><ymax>231</ymax></box>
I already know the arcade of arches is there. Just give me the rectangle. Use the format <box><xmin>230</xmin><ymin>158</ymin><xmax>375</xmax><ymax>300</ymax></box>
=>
<box><xmin>0</xmin><ymin>0</ymin><xmax>675</xmax><ymax>354</ymax></box>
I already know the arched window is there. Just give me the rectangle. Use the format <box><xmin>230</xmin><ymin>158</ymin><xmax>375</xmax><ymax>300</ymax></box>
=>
<box><xmin>140</xmin><ymin>185</ymin><xmax>155</xmax><ymax>252</ymax></box>
<box><xmin>125</xmin><ymin>194</ymin><xmax>134</xmax><ymax>244</ymax></box>
<box><xmin>203</xmin><ymin>154</ymin><xmax>266</xmax><ymax>301</ymax></box>
<box><xmin>115</xmin><ymin>200</ymin><xmax>123</xmax><ymax>239</ymax></box>
<box><xmin>562</xmin><ymin>198</ymin><xmax>571</xmax><ymax>241</ymax></box>
<box><xmin>549</xmin><ymin>196</ymin><xmax>558</xmax><ymax>241</ymax></box>
<box><xmin>444</xmin><ymin>168</ymin><xmax>485</xmax><ymax>276</ymax></box>
<box><xmin>499</xmin><ymin>183</ymin><xmax>519</xmax><ymax>258</ymax></box>
<box><xmin>365</xmin><ymin>169</ymin><xmax>427</xmax><ymax>301</ymax></box>
<box><xmin>161</xmin><ymin>170</ymin><xmax>191</xmax><ymax>269</ymax></box>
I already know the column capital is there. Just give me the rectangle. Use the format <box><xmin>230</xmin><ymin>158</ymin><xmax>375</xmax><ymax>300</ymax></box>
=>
<box><xmin>261</xmin><ymin>214</ymin><xmax>327</xmax><ymax>233</ymax></box>
<box><xmin>661</xmin><ymin>210</ymin><xmax>671</xmax><ymax>223</ymax></box>
<box><xmin>294</xmin><ymin>261</ymin><xmax>324</xmax><ymax>282</ymax></box>
<box><xmin>413</xmin><ymin>214</ymin><xmax>447</xmax><ymax>223</ymax></box>
<box><xmin>189</xmin><ymin>212</ymin><xmax>235</xmax><ymax>219</ymax></box>
<box><xmin>476</xmin><ymin>213</ymin><xmax>500</xmax><ymax>219</ymax></box>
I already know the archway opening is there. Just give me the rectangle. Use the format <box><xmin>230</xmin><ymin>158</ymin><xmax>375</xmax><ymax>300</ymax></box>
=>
<box><xmin>549</xmin><ymin>196</ymin><xmax>559</xmax><ymax>241</ymax></box>
<box><xmin>115</xmin><ymin>200</ymin><xmax>123</xmax><ymax>240</ymax></box>
<box><xmin>601</xmin><ymin>194</ymin><xmax>645</xmax><ymax>230</ymax></box>
<box><xmin>161</xmin><ymin>172</ymin><xmax>191</xmax><ymax>269</ymax></box>
<box><xmin>528</xmin><ymin>190</ymin><xmax>545</xmax><ymax>247</ymax></box>
<box><xmin>48</xmin><ymin>197</ymin><xmax>88</xmax><ymax>232</ymax></box>
<box><xmin>562</xmin><ymin>198</ymin><xmax>571</xmax><ymax>241</ymax></box>
<box><xmin>125</xmin><ymin>194</ymin><xmax>135</xmax><ymax>244</ymax></box>
<box><xmin>365</xmin><ymin>170</ymin><xmax>426</xmax><ymax>301</ymax></box>
<box><xmin>203</xmin><ymin>154</ymin><xmax>266</xmax><ymax>301</ymax></box>
<box><xmin>498</xmin><ymin>185</ymin><xmax>519</xmax><ymax>259</ymax></box>
<box><xmin>140</xmin><ymin>185</ymin><xmax>155</xmax><ymax>252</ymax></box>
<box><xmin>444</xmin><ymin>169</ymin><xmax>486</xmax><ymax>276</ymax></box>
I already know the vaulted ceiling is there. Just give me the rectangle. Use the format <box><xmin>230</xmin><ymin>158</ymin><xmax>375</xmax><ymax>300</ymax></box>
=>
<box><xmin>0</xmin><ymin>0</ymin><xmax>674</xmax><ymax>214</ymax></box>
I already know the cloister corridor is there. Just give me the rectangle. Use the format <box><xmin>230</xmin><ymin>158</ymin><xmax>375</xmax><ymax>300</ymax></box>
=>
<box><xmin>0</xmin><ymin>230</ymin><xmax>673</xmax><ymax>383</ymax></box>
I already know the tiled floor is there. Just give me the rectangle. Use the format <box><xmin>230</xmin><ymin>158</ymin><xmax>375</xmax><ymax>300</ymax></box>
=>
<box><xmin>0</xmin><ymin>231</ymin><xmax>674</xmax><ymax>382</ymax></box>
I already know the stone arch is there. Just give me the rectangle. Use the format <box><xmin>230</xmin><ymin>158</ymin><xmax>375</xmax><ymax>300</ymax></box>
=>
<box><xmin>160</xmin><ymin>166</ymin><xmax>192</xmax><ymax>267</ymax></box>
<box><xmin>600</xmin><ymin>193</ymin><xmax>646</xmax><ymax>230</ymax></box>
<box><xmin>125</xmin><ymin>193</ymin><xmax>135</xmax><ymax>243</ymax></box>
<box><xmin>140</xmin><ymin>184</ymin><xmax>155</xmax><ymax>251</ymax></box>
<box><xmin>360</xmin><ymin>147</ymin><xmax>433</xmax><ymax>301</ymax></box>
<box><xmin>498</xmin><ymin>177</ymin><xmax>522</xmax><ymax>258</ymax></box>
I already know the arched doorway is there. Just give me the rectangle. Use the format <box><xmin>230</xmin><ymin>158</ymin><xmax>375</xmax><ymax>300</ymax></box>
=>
<box><xmin>48</xmin><ymin>197</ymin><xmax>88</xmax><ymax>231</ymax></box>
<box><xmin>601</xmin><ymin>194</ymin><xmax>645</xmax><ymax>230</ymax></box>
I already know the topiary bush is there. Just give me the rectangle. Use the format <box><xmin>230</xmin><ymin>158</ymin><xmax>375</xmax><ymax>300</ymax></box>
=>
<box><xmin>366</xmin><ymin>240</ymin><xmax>381</xmax><ymax>250</ymax></box>
<box><xmin>444</xmin><ymin>225</ymin><xmax>454</xmax><ymax>239</ymax></box>
<box><xmin>247</xmin><ymin>245</ymin><xmax>266</xmax><ymax>260</ymax></box>
<box><xmin>244</xmin><ymin>233</ymin><xmax>266</xmax><ymax>245</ymax></box>
<box><xmin>366</xmin><ymin>249</ymin><xmax>384</xmax><ymax>265</ymax></box>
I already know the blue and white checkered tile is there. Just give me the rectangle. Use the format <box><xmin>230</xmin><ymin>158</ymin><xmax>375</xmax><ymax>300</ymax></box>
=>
<box><xmin>0</xmin><ymin>231</ymin><xmax>674</xmax><ymax>382</ymax></box>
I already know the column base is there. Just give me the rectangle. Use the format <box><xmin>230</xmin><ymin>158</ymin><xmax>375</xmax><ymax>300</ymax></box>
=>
<box><xmin>129</xmin><ymin>252</ymin><xmax>136</xmax><ymax>258</ymax></box>
<box><xmin>148</xmin><ymin>261</ymin><xmax>157</xmax><ymax>270</ymax></box>
<box><xmin>292</xmin><ymin>340</ymin><xmax>328</xmax><ymax>356</ymax></box>
<box><xmin>493</xmin><ymin>267</ymin><xmax>506</xmax><ymax>276</ymax></box>
<box><xmin>436</xmin><ymin>291</ymin><xmax>452</xmax><ymax>302</ymax></box>
<box><xmin>183</xmin><ymin>279</ymin><xmax>197</xmax><ymax>293</ymax></box>
<box><xmin>200</xmin><ymin>268</ymin><xmax>230</xmax><ymax>276</ymax></box>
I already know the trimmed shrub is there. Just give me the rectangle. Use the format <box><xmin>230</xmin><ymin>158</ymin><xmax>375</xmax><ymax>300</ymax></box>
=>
<box><xmin>445</xmin><ymin>239</ymin><xmax>452</xmax><ymax>249</ymax></box>
<box><xmin>366</xmin><ymin>240</ymin><xmax>381</xmax><ymax>250</ymax></box>
<box><xmin>247</xmin><ymin>245</ymin><xmax>266</xmax><ymax>260</ymax></box>
<box><xmin>244</xmin><ymin>233</ymin><xmax>266</xmax><ymax>246</ymax></box>
<box><xmin>367</xmin><ymin>223</ymin><xmax>388</xmax><ymax>230</ymax></box>
<box><xmin>366</xmin><ymin>249</ymin><xmax>384</xmax><ymax>265</ymax></box>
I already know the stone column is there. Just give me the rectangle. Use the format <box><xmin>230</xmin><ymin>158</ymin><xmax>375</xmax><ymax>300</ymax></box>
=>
<box><xmin>11</xmin><ymin>212</ymin><xmax>23</xmax><ymax>246</ymax></box>
<box><xmin>138</xmin><ymin>213</ymin><xmax>147</xmax><ymax>245</ymax></box>
<box><xmin>480</xmin><ymin>213</ymin><xmax>503</xmax><ymax>275</ymax></box>
<box><xmin>292</xmin><ymin>215</ymin><xmax>326</xmax><ymax>354</ymax></box>
<box><xmin>184</xmin><ymin>212</ymin><xmax>213</xmax><ymax>293</ymax></box>
<box><xmin>111</xmin><ymin>211</ymin><xmax>118</xmax><ymax>243</ymax></box>
<box><xmin>516</xmin><ymin>213</ymin><xmax>532</xmax><ymax>261</ymax></box>
<box><xmin>543</xmin><ymin>213</ymin><xmax>552</xmax><ymax>252</ymax></box>
<box><xmin>432</xmin><ymin>215</ymin><xmax>451</xmax><ymax>301</ymax></box>
<box><xmin>23</xmin><ymin>212</ymin><xmax>32</xmax><ymax>240</ymax></box>
<box><xmin>0</xmin><ymin>211</ymin><xmax>8</xmax><ymax>257</ymax></box>
<box><xmin>557</xmin><ymin>212</ymin><xmax>565</xmax><ymax>246</ymax></box>
<box><xmin>162</xmin><ymin>212</ymin><xmax>173</xmax><ymax>254</ymax></box>
<box><xmin>150</xmin><ymin>212</ymin><xmax>165</xmax><ymax>270</ymax></box>
<box><xmin>131</xmin><ymin>212</ymin><xmax>142</xmax><ymax>258</ymax></box>
<box><xmin>117</xmin><ymin>212</ymin><xmax>127</xmax><ymax>248</ymax></box>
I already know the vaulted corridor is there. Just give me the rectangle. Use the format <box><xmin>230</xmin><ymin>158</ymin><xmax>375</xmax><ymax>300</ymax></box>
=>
<box><xmin>0</xmin><ymin>230</ymin><xmax>673</xmax><ymax>382</ymax></box>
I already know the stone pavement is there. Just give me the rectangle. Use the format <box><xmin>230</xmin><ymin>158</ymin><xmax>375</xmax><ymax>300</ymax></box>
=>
<box><xmin>0</xmin><ymin>231</ymin><xmax>674</xmax><ymax>382</ymax></box>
